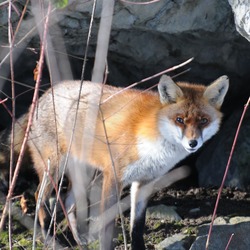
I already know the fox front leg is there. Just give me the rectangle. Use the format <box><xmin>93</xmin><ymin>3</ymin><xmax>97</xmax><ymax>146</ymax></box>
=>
<box><xmin>130</xmin><ymin>181</ymin><xmax>154</xmax><ymax>250</ymax></box>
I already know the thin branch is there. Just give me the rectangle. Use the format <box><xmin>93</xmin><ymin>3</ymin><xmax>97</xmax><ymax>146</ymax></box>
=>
<box><xmin>90</xmin><ymin>165</ymin><xmax>190</xmax><ymax>236</ymax></box>
<box><xmin>99</xmin><ymin>107</ymin><xmax>128</xmax><ymax>249</ymax></box>
<box><xmin>12</xmin><ymin>0</ymin><xmax>30</xmax><ymax>42</ymax></box>
<box><xmin>0</xmin><ymin>0</ymin><xmax>51</xmax><ymax>233</ymax></box>
<box><xmin>0</xmin><ymin>0</ymin><xmax>13</xmax><ymax>7</ymax></box>
<box><xmin>5</xmin><ymin>0</ymin><xmax>30</xmax><ymax>245</ymax></box>
<box><xmin>225</xmin><ymin>233</ymin><xmax>234</xmax><ymax>250</ymax></box>
<box><xmin>205</xmin><ymin>96</ymin><xmax>250</xmax><ymax>250</ymax></box>
<box><xmin>0</xmin><ymin>98</ymin><xmax>8</xmax><ymax>105</ymax></box>
<box><xmin>120</xmin><ymin>0</ymin><xmax>161</xmax><ymax>5</ymax></box>
<box><xmin>49</xmin><ymin>0</ymin><xmax>97</xmax><ymax>247</ymax></box>
<box><xmin>0</xmin><ymin>76</ymin><xmax>49</xmax><ymax>97</ymax></box>
<box><xmin>0</xmin><ymin>7</ymin><xmax>56</xmax><ymax>69</ymax></box>
<box><xmin>32</xmin><ymin>159</ymin><xmax>50</xmax><ymax>250</ymax></box>
<box><xmin>91</xmin><ymin>0</ymin><xmax>129</xmax><ymax>247</ymax></box>
<box><xmin>91</xmin><ymin>0</ymin><xmax>115</xmax><ymax>83</ymax></box>
<box><xmin>102</xmin><ymin>57</ymin><xmax>194</xmax><ymax>104</ymax></box>
<box><xmin>102</xmin><ymin>68</ymin><xmax>191</xmax><ymax>122</ymax></box>
<box><xmin>8</xmin><ymin>0</ymin><xmax>15</xmax><ymax>248</ymax></box>
<box><xmin>80</xmin><ymin>0</ymin><xmax>97</xmax><ymax>82</ymax></box>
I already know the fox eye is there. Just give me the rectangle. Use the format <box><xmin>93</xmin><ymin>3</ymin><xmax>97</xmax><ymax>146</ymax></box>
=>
<box><xmin>200</xmin><ymin>118</ymin><xmax>208</xmax><ymax>125</ymax></box>
<box><xmin>176</xmin><ymin>117</ymin><xmax>184</xmax><ymax>124</ymax></box>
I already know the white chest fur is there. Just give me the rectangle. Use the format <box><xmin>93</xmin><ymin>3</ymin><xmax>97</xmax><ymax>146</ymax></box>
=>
<box><xmin>122</xmin><ymin>137</ymin><xmax>189</xmax><ymax>187</ymax></box>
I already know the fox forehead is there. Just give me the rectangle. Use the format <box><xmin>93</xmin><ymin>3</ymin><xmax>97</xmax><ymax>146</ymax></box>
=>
<box><xmin>161</xmin><ymin>82</ymin><xmax>221</xmax><ymax>121</ymax></box>
<box><xmin>177</xmin><ymin>82</ymin><xmax>206</xmax><ymax>94</ymax></box>
<box><xmin>176</xmin><ymin>82</ymin><xmax>206</xmax><ymax>107</ymax></box>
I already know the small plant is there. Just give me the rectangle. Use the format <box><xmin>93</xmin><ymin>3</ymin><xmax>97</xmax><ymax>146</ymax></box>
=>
<box><xmin>183</xmin><ymin>226</ymin><xmax>197</xmax><ymax>236</ymax></box>
<box><xmin>51</xmin><ymin>0</ymin><xmax>68</xmax><ymax>8</ymax></box>
<box><xmin>88</xmin><ymin>239</ymin><xmax>100</xmax><ymax>249</ymax></box>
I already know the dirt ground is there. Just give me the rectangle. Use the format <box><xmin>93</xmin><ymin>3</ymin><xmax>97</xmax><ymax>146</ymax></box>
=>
<box><xmin>1</xmin><ymin>174</ymin><xmax>250</xmax><ymax>249</ymax></box>
<box><xmin>114</xmin><ymin>184</ymin><xmax>250</xmax><ymax>249</ymax></box>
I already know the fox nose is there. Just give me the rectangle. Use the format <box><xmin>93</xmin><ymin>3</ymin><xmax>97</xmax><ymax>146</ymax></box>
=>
<box><xmin>189</xmin><ymin>140</ymin><xmax>198</xmax><ymax>148</ymax></box>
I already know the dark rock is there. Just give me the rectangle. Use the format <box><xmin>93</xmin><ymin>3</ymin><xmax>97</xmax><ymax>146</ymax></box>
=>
<box><xmin>196</xmin><ymin>109</ymin><xmax>250</xmax><ymax>189</ymax></box>
<box><xmin>0</xmin><ymin>0</ymin><xmax>250</xmax><ymax>187</ymax></box>
<box><xmin>190</xmin><ymin>217</ymin><xmax>250</xmax><ymax>250</ymax></box>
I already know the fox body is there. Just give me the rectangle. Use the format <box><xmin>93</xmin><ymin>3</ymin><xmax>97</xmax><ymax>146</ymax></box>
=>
<box><xmin>0</xmin><ymin>75</ymin><xmax>229</xmax><ymax>249</ymax></box>
<box><xmin>0</xmin><ymin>115</ymin><xmax>32</xmax><ymax>192</ymax></box>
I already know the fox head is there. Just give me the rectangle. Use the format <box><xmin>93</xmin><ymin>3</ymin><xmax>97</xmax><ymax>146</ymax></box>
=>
<box><xmin>158</xmin><ymin>75</ymin><xmax>229</xmax><ymax>153</ymax></box>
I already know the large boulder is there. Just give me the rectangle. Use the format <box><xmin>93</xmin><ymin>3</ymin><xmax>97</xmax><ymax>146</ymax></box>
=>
<box><xmin>196</xmin><ymin>0</ymin><xmax>250</xmax><ymax>189</ymax></box>
<box><xmin>0</xmin><ymin>0</ymin><xmax>249</xmax><ymax>187</ymax></box>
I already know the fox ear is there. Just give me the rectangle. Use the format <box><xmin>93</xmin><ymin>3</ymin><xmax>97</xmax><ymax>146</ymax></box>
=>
<box><xmin>158</xmin><ymin>75</ymin><xmax>183</xmax><ymax>104</ymax></box>
<box><xmin>204</xmin><ymin>75</ymin><xmax>229</xmax><ymax>108</ymax></box>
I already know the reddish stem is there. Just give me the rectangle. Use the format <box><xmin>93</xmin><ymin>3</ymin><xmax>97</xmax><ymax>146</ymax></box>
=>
<box><xmin>206</xmin><ymin>97</ymin><xmax>250</xmax><ymax>249</ymax></box>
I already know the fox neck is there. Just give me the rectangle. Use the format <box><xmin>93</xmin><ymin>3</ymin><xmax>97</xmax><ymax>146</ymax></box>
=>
<box><xmin>121</xmin><ymin>131</ymin><xmax>189</xmax><ymax>187</ymax></box>
<box><xmin>120</xmin><ymin>100</ymin><xmax>193</xmax><ymax>187</ymax></box>
<box><xmin>122</xmin><ymin>135</ymin><xmax>189</xmax><ymax>187</ymax></box>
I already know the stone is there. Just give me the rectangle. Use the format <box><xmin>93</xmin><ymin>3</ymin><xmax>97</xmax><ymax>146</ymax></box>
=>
<box><xmin>156</xmin><ymin>233</ymin><xmax>187</xmax><ymax>250</ymax></box>
<box><xmin>0</xmin><ymin>0</ymin><xmax>250</xmax><ymax>188</ymax></box>
<box><xmin>196</xmin><ymin>109</ymin><xmax>250</xmax><ymax>189</ymax></box>
<box><xmin>229</xmin><ymin>216</ymin><xmax>250</xmax><ymax>224</ymax></box>
<box><xmin>146</xmin><ymin>204</ymin><xmax>182</xmax><ymax>222</ymax></box>
<box><xmin>228</xmin><ymin>0</ymin><xmax>250</xmax><ymax>41</ymax></box>
<box><xmin>190</xmin><ymin>217</ymin><xmax>250</xmax><ymax>250</ymax></box>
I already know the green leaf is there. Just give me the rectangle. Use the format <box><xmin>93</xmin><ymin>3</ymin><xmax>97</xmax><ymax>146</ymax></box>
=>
<box><xmin>52</xmin><ymin>0</ymin><xmax>68</xmax><ymax>9</ymax></box>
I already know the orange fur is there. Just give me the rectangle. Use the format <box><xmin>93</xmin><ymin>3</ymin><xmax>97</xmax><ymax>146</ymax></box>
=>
<box><xmin>1</xmin><ymin>75</ymin><xmax>228</xmax><ymax>249</ymax></box>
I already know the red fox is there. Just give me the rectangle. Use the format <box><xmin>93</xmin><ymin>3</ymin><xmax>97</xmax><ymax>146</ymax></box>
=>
<box><xmin>0</xmin><ymin>74</ymin><xmax>229</xmax><ymax>249</ymax></box>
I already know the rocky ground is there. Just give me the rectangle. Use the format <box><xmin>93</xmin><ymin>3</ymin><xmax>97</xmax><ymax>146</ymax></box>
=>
<box><xmin>140</xmin><ymin>186</ymin><xmax>250</xmax><ymax>249</ymax></box>
<box><xmin>1</xmin><ymin>182</ymin><xmax>250</xmax><ymax>249</ymax></box>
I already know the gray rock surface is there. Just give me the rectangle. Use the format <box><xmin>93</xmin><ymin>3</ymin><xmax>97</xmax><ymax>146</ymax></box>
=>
<box><xmin>156</xmin><ymin>233</ymin><xmax>188</xmax><ymax>250</ymax></box>
<box><xmin>0</xmin><ymin>0</ymin><xmax>249</xmax><ymax>188</ymax></box>
<box><xmin>228</xmin><ymin>0</ymin><xmax>250</xmax><ymax>41</ymax></box>
<box><xmin>146</xmin><ymin>204</ymin><xmax>182</xmax><ymax>222</ymax></box>
<box><xmin>156</xmin><ymin>216</ymin><xmax>250</xmax><ymax>249</ymax></box>
<box><xmin>190</xmin><ymin>216</ymin><xmax>250</xmax><ymax>250</ymax></box>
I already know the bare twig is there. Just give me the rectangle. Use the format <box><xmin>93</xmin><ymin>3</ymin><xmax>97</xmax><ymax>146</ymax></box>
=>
<box><xmin>6</xmin><ymin>0</ymin><xmax>30</xmax><ymax>246</ymax></box>
<box><xmin>0</xmin><ymin>0</ymin><xmax>9</xmax><ymax>7</ymax></box>
<box><xmin>0</xmin><ymin>191</ymin><xmax>64</xmax><ymax>249</ymax></box>
<box><xmin>0</xmin><ymin>0</ymin><xmax>20</xmax><ymax>8</ymax></box>
<box><xmin>49</xmin><ymin>0</ymin><xmax>97</xmax><ymax>248</ymax></box>
<box><xmin>102</xmin><ymin>68</ymin><xmax>191</xmax><ymax>122</ymax></box>
<box><xmin>0</xmin><ymin>98</ymin><xmax>8</xmax><ymax>104</ymax></box>
<box><xmin>12</xmin><ymin>0</ymin><xmax>30</xmax><ymax>42</ymax></box>
<box><xmin>102</xmin><ymin>57</ymin><xmax>194</xmax><ymax>104</ymax></box>
<box><xmin>0</xmin><ymin>0</ymin><xmax>51</xmax><ymax>233</ymax></box>
<box><xmin>225</xmin><ymin>233</ymin><xmax>234</xmax><ymax>250</ymax></box>
<box><xmin>91</xmin><ymin>0</ymin><xmax>129</xmax><ymax>247</ymax></box>
<box><xmin>90</xmin><ymin>165</ymin><xmax>190</xmax><ymax>235</ymax></box>
<box><xmin>8</xmin><ymin>0</ymin><xmax>15</xmax><ymax>248</ymax></box>
<box><xmin>32</xmin><ymin>159</ymin><xmax>50</xmax><ymax>250</ymax></box>
<box><xmin>99</xmin><ymin>107</ymin><xmax>128</xmax><ymax>249</ymax></box>
<box><xmin>80</xmin><ymin>0</ymin><xmax>97</xmax><ymax>82</ymax></box>
<box><xmin>206</xmin><ymin>96</ymin><xmax>250</xmax><ymax>250</ymax></box>
<box><xmin>120</xmin><ymin>0</ymin><xmax>161</xmax><ymax>5</ymax></box>
<box><xmin>0</xmin><ymin>6</ymin><xmax>56</xmax><ymax>69</ymax></box>
<box><xmin>91</xmin><ymin>0</ymin><xmax>115</xmax><ymax>83</ymax></box>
